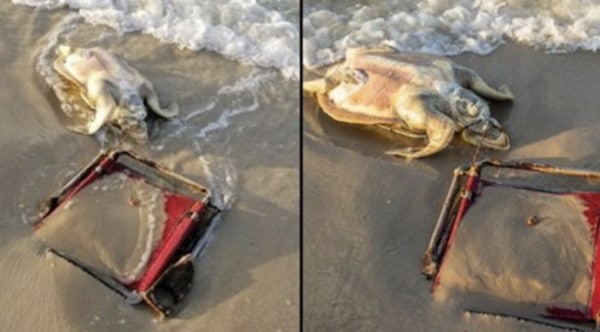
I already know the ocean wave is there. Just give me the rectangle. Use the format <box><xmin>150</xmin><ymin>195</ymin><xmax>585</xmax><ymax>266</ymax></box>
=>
<box><xmin>13</xmin><ymin>0</ymin><xmax>299</xmax><ymax>79</ymax></box>
<box><xmin>303</xmin><ymin>0</ymin><xmax>600</xmax><ymax>68</ymax></box>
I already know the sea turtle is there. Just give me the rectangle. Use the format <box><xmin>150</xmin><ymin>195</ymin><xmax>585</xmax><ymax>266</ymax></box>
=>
<box><xmin>303</xmin><ymin>47</ymin><xmax>514</xmax><ymax>158</ymax></box>
<box><xmin>52</xmin><ymin>45</ymin><xmax>179</xmax><ymax>143</ymax></box>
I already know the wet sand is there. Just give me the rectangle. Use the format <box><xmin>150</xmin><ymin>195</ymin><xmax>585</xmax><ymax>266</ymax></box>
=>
<box><xmin>303</xmin><ymin>42</ymin><xmax>600</xmax><ymax>331</ymax></box>
<box><xmin>0</xmin><ymin>3</ymin><xmax>298</xmax><ymax>332</ymax></box>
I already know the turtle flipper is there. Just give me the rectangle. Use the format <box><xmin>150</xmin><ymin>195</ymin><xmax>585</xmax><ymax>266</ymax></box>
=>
<box><xmin>377</xmin><ymin>124</ymin><xmax>425</xmax><ymax>139</ymax></box>
<box><xmin>83</xmin><ymin>79</ymin><xmax>117</xmax><ymax>134</ymax></box>
<box><xmin>457</xmin><ymin>66</ymin><xmax>514</xmax><ymax>101</ymax></box>
<box><xmin>386</xmin><ymin>112</ymin><xmax>456</xmax><ymax>159</ymax></box>
<box><xmin>303</xmin><ymin>79</ymin><xmax>329</xmax><ymax>94</ymax></box>
<box><xmin>141</xmin><ymin>83</ymin><xmax>178</xmax><ymax>118</ymax></box>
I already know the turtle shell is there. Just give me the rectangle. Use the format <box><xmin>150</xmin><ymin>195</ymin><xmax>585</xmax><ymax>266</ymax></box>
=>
<box><xmin>313</xmin><ymin>49</ymin><xmax>458</xmax><ymax>128</ymax></box>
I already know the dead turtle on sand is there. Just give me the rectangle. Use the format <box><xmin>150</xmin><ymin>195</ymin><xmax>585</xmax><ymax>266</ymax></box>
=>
<box><xmin>52</xmin><ymin>45</ymin><xmax>178</xmax><ymax>143</ymax></box>
<box><xmin>303</xmin><ymin>47</ymin><xmax>514</xmax><ymax>158</ymax></box>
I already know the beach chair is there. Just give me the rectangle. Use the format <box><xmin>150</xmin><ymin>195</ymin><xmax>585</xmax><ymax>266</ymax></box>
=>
<box><xmin>35</xmin><ymin>149</ymin><xmax>220</xmax><ymax>318</ymax></box>
<box><xmin>423</xmin><ymin>159</ymin><xmax>600</xmax><ymax>331</ymax></box>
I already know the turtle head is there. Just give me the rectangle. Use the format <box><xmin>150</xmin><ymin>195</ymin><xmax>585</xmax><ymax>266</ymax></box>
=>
<box><xmin>439</xmin><ymin>84</ymin><xmax>509</xmax><ymax>150</ymax></box>
<box><xmin>447</xmin><ymin>86</ymin><xmax>490</xmax><ymax>123</ymax></box>
<box><xmin>121</xmin><ymin>119</ymin><xmax>149</xmax><ymax>143</ymax></box>
<box><xmin>114</xmin><ymin>106</ymin><xmax>149</xmax><ymax>143</ymax></box>
<box><xmin>462</xmin><ymin>118</ymin><xmax>510</xmax><ymax>150</ymax></box>
<box><xmin>127</xmin><ymin>123</ymin><xmax>149</xmax><ymax>143</ymax></box>
<box><xmin>121</xmin><ymin>94</ymin><xmax>148</xmax><ymax>120</ymax></box>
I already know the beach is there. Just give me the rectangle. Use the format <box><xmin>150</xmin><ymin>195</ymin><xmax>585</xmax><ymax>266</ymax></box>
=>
<box><xmin>0</xmin><ymin>2</ymin><xmax>298</xmax><ymax>331</ymax></box>
<box><xmin>5</xmin><ymin>0</ymin><xmax>600</xmax><ymax>330</ymax></box>
<box><xmin>303</xmin><ymin>42</ymin><xmax>600</xmax><ymax>331</ymax></box>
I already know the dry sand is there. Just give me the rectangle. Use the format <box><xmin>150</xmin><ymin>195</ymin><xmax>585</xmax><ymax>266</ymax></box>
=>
<box><xmin>303</xmin><ymin>42</ymin><xmax>600</xmax><ymax>331</ymax></box>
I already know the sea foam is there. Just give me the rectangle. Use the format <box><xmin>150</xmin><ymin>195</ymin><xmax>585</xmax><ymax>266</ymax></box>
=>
<box><xmin>13</xmin><ymin>0</ymin><xmax>299</xmax><ymax>79</ymax></box>
<box><xmin>303</xmin><ymin>0</ymin><xmax>600</xmax><ymax>68</ymax></box>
